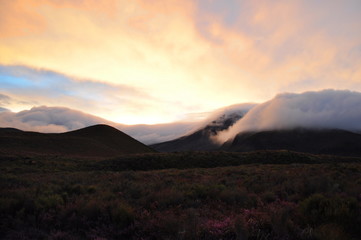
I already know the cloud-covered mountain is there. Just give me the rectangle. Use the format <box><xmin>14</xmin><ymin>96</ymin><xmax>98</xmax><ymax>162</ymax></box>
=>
<box><xmin>153</xmin><ymin>90</ymin><xmax>361</xmax><ymax>156</ymax></box>
<box><xmin>151</xmin><ymin>104</ymin><xmax>255</xmax><ymax>151</ymax></box>
<box><xmin>2</xmin><ymin>89</ymin><xmax>361</xmax><ymax>154</ymax></box>
<box><xmin>216</xmin><ymin>89</ymin><xmax>361</xmax><ymax>143</ymax></box>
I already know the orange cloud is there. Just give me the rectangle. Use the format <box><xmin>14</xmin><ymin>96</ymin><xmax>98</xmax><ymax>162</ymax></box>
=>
<box><xmin>0</xmin><ymin>0</ymin><xmax>360</xmax><ymax>124</ymax></box>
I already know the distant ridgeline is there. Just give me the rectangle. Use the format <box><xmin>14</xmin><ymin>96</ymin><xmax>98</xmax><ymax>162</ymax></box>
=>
<box><xmin>152</xmin><ymin>128</ymin><xmax>361</xmax><ymax>157</ymax></box>
<box><xmin>2</xmin><ymin>124</ymin><xmax>361</xmax><ymax>158</ymax></box>
<box><xmin>0</xmin><ymin>124</ymin><xmax>155</xmax><ymax>158</ymax></box>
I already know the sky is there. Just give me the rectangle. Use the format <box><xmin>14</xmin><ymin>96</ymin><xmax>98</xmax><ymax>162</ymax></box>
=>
<box><xmin>1</xmin><ymin>0</ymin><xmax>361</xmax><ymax>125</ymax></box>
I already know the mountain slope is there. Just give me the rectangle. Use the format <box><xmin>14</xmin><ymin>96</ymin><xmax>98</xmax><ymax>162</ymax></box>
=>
<box><xmin>222</xmin><ymin>128</ymin><xmax>361</xmax><ymax>156</ymax></box>
<box><xmin>0</xmin><ymin>124</ymin><xmax>155</xmax><ymax>158</ymax></box>
<box><xmin>151</xmin><ymin>111</ymin><xmax>245</xmax><ymax>152</ymax></box>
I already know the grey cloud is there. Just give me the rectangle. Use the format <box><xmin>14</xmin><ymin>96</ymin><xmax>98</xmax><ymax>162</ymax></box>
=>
<box><xmin>0</xmin><ymin>93</ymin><xmax>11</xmax><ymax>105</ymax></box>
<box><xmin>0</xmin><ymin>92</ymin><xmax>36</xmax><ymax>107</ymax></box>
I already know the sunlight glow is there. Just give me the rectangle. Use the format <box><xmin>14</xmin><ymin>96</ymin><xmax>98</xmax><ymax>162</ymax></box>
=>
<box><xmin>0</xmin><ymin>0</ymin><xmax>360</xmax><ymax>124</ymax></box>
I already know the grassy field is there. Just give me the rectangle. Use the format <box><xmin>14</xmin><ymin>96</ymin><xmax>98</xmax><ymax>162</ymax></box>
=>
<box><xmin>1</xmin><ymin>151</ymin><xmax>361</xmax><ymax>239</ymax></box>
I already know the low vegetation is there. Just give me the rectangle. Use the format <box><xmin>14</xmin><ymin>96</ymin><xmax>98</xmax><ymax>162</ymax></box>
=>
<box><xmin>1</xmin><ymin>151</ymin><xmax>360</xmax><ymax>239</ymax></box>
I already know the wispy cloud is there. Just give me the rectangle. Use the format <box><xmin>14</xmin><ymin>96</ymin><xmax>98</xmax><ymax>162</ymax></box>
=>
<box><xmin>0</xmin><ymin>65</ymin><xmax>183</xmax><ymax>124</ymax></box>
<box><xmin>0</xmin><ymin>93</ymin><xmax>11</xmax><ymax>105</ymax></box>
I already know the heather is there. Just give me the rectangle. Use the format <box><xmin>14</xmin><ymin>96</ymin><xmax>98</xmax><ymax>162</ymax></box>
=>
<box><xmin>1</xmin><ymin>151</ymin><xmax>361</xmax><ymax>239</ymax></box>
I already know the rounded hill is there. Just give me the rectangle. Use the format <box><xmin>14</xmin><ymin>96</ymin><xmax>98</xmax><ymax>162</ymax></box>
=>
<box><xmin>0</xmin><ymin>124</ymin><xmax>155</xmax><ymax>158</ymax></box>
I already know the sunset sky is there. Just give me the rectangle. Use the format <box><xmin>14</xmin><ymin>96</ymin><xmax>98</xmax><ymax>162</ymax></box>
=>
<box><xmin>1</xmin><ymin>0</ymin><xmax>361</xmax><ymax>124</ymax></box>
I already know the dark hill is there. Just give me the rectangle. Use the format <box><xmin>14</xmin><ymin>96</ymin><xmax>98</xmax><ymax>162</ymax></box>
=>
<box><xmin>0</xmin><ymin>124</ymin><xmax>155</xmax><ymax>158</ymax></box>
<box><xmin>152</xmin><ymin>126</ymin><xmax>361</xmax><ymax>157</ymax></box>
<box><xmin>222</xmin><ymin>128</ymin><xmax>361</xmax><ymax>157</ymax></box>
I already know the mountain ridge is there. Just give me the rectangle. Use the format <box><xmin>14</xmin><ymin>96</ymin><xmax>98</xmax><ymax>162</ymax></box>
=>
<box><xmin>222</xmin><ymin>128</ymin><xmax>361</xmax><ymax>156</ymax></box>
<box><xmin>152</xmin><ymin>123</ymin><xmax>361</xmax><ymax>157</ymax></box>
<box><xmin>0</xmin><ymin>124</ymin><xmax>155</xmax><ymax>158</ymax></box>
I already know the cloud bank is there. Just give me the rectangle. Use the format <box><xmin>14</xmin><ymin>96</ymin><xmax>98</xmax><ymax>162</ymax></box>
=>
<box><xmin>216</xmin><ymin>90</ymin><xmax>361</xmax><ymax>143</ymax></box>
<box><xmin>2</xmin><ymin>90</ymin><xmax>361</xmax><ymax>145</ymax></box>
<box><xmin>0</xmin><ymin>106</ymin><xmax>110</xmax><ymax>133</ymax></box>
<box><xmin>0</xmin><ymin>106</ymin><xmax>197</xmax><ymax>144</ymax></box>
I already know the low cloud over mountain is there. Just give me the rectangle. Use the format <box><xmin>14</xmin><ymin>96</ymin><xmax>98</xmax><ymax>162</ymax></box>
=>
<box><xmin>216</xmin><ymin>90</ymin><xmax>361</xmax><ymax>143</ymax></box>
<box><xmin>152</xmin><ymin>104</ymin><xmax>255</xmax><ymax>151</ymax></box>
<box><xmin>0</xmin><ymin>106</ymin><xmax>110</xmax><ymax>133</ymax></box>
<box><xmin>0</xmin><ymin>106</ymin><xmax>195</xmax><ymax>144</ymax></box>
<box><xmin>1</xmin><ymin>90</ymin><xmax>361</xmax><ymax>146</ymax></box>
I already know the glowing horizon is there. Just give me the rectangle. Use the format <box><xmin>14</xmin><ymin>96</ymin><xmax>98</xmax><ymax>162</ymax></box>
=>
<box><xmin>1</xmin><ymin>0</ymin><xmax>360</xmax><ymax>125</ymax></box>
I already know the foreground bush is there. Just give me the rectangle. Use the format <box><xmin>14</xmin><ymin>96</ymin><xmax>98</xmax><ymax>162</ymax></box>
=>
<box><xmin>1</xmin><ymin>153</ymin><xmax>361</xmax><ymax>239</ymax></box>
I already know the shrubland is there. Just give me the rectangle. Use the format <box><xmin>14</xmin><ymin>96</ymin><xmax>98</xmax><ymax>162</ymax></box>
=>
<box><xmin>1</xmin><ymin>151</ymin><xmax>360</xmax><ymax>239</ymax></box>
